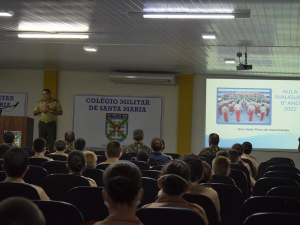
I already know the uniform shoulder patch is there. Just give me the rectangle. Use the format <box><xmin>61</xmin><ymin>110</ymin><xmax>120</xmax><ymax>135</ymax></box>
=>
<box><xmin>38</xmin><ymin>100</ymin><xmax>43</xmax><ymax>103</ymax></box>
<box><xmin>52</xmin><ymin>99</ymin><xmax>59</xmax><ymax>102</ymax></box>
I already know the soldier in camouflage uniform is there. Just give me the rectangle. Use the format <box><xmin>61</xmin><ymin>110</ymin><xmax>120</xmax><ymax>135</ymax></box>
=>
<box><xmin>64</xmin><ymin>131</ymin><xmax>75</xmax><ymax>151</ymax></box>
<box><xmin>122</xmin><ymin>129</ymin><xmax>152</xmax><ymax>154</ymax></box>
<box><xmin>199</xmin><ymin>133</ymin><xmax>225</xmax><ymax>156</ymax></box>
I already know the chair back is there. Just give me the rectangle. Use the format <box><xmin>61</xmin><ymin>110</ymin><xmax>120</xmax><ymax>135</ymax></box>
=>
<box><xmin>45</xmin><ymin>154</ymin><xmax>68</xmax><ymax>161</ymax></box>
<box><xmin>253</xmin><ymin>177</ymin><xmax>299</xmax><ymax>196</ymax></box>
<box><xmin>182</xmin><ymin>193</ymin><xmax>219</xmax><ymax>225</ymax></box>
<box><xmin>0</xmin><ymin>171</ymin><xmax>6</xmax><ymax>181</ymax></box>
<box><xmin>211</xmin><ymin>175</ymin><xmax>236</xmax><ymax>186</ymax></box>
<box><xmin>0</xmin><ymin>183</ymin><xmax>40</xmax><ymax>201</ymax></box>
<box><xmin>266</xmin><ymin>165</ymin><xmax>300</xmax><ymax>173</ymax></box>
<box><xmin>148</xmin><ymin>158</ymin><xmax>158</xmax><ymax>167</ymax></box>
<box><xmin>28</xmin><ymin>157</ymin><xmax>49</xmax><ymax>166</ymax></box>
<box><xmin>267</xmin><ymin>186</ymin><xmax>300</xmax><ymax>201</ymax></box>
<box><xmin>96</xmin><ymin>164</ymin><xmax>110</xmax><ymax>171</ymax></box>
<box><xmin>32</xmin><ymin>200</ymin><xmax>84</xmax><ymax>225</ymax></box>
<box><xmin>164</xmin><ymin>153</ymin><xmax>181</xmax><ymax>159</ymax></box>
<box><xmin>270</xmin><ymin>157</ymin><xmax>295</xmax><ymax>167</ymax></box>
<box><xmin>263</xmin><ymin>171</ymin><xmax>300</xmax><ymax>184</ymax></box>
<box><xmin>120</xmin><ymin>153</ymin><xmax>132</xmax><ymax>160</ymax></box>
<box><xmin>93</xmin><ymin>150</ymin><xmax>106</xmax><ymax>156</ymax></box>
<box><xmin>24</xmin><ymin>165</ymin><xmax>48</xmax><ymax>186</ymax></box>
<box><xmin>140</xmin><ymin>177</ymin><xmax>160</xmax><ymax>207</ymax></box>
<box><xmin>82</xmin><ymin>169</ymin><xmax>104</xmax><ymax>187</ymax></box>
<box><xmin>130</xmin><ymin>160</ymin><xmax>150</xmax><ymax>170</ymax></box>
<box><xmin>230</xmin><ymin>169</ymin><xmax>249</xmax><ymax>200</ymax></box>
<box><xmin>0</xmin><ymin>160</ymin><xmax>3</xmax><ymax>171</ymax></box>
<box><xmin>150</xmin><ymin>165</ymin><xmax>164</xmax><ymax>171</ymax></box>
<box><xmin>199</xmin><ymin>156</ymin><xmax>213</xmax><ymax>167</ymax></box>
<box><xmin>126</xmin><ymin>152</ymin><xmax>138</xmax><ymax>157</ymax></box>
<box><xmin>243</xmin><ymin>212</ymin><xmax>300</xmax><ymax>225</ymax></box>
<box><xmin>241</xmin><ymin>158</ymin><xmax>255</xmax><ymax>176</ymax></box>
<box><xmin>141</xmin><ymin>170</ymin><xmax>160</xmax><ymax>180</ymax></box>
<box><xmin>43</xmin><ymin>174</ymin><xmax>90</xmax><ymax>201</ymax></box>
<box><xmin>257</xmin><ymin>160</ymin><xmax>289</xmax><ymax>179</ymax></box>
<box><xmin>200</xmin><ymin>183</ymin><xmax>243</xmax><ymax>225</ymax></box>
<box><xmin>41</xmin><ymin>161</ymin><xmax>69</xmax><ymax>174</ymax></box>
<box><xmin>96</xmin><ymin>155</ymin><xmax>107</xmax><ymax>163</ymax></box>
<box><xmin>27</xmin><ymin>150</ymin><xmax>35</xmax><ymax>157</ymax></box>
<box><xmin>136</xmin><ymin>207</ymin><xmax>206</xmax><ymax>225</ymax></box>
<box><xmin>67</xmin><ymin>187</ymin><xmax>108</xmax><ymax>222</ymax></box>
<box><xmin>230</xmin><ymin>163</ymin><xmax>251</xmax><ymax>191</ymax></box>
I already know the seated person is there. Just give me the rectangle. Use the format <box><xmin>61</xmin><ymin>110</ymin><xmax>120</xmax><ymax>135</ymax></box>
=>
<box><xmin>179</xmin><ymin>153</ymin><xmax>221</xmax><ymax>222</ymax></box>
<box><xmin>199</xmin><ymin>133</ymin><xmax>224</xmax><ymax>156</ymax></box>
<box><xmin>64</xmin><ymin>131</ymin><xmax>75</xmax><ymax>151</ymax></box>
<box><xmin>0</xmin><ymin>197</ymin><xmax>45</xmax><ymax>225</ymax></box>
<box><xmin>0</xmin><ymin>144</ymin><xmax>10</xmax><ymax>160</ymax></box>
<box><xmin>100</xmin><ymin>141</ymin><xmax>122</xmax><ymax>165</ymax></box>
<box><xmin>2</xmin><ymin>148</ymin><xmax>50</xmax><ymax>200</ymax></box>
<box><xmin>143</xmin><ymin>160</ymin><xmax>208</xmax><ymax>225</ymax></box>
<box><xmin>94</xmin><ymin>161</ymin><xmax>143</xmax><ymax>225</ymax></box>
<box><xmin>67</xmin><ymin>150</ymin><xmax>97</xmax><ymax>187</ymax></box>
<box><xmin>51</xmin><ymin>139</ymin><xmax>68</xmax><ymax>157</ymax></box>
<box><xmin>232</xmin><ymin>143</ymin><xmax>253</xmax><ymax>175</ymax></box>
<box><xmin>84</xmin><ymin>151</ymin><xmax>98</xmax><ymax>169</ymax></box>
<box><xmin>201</xmin><ymin>162</ymin><xmax>212</xmax><ymax>183</ymax></box>
<box><xmin>3</xmin><ymin>131</ymin><xmax>16</xmax><ymax>149</ymax></box>
<box><xmin>242</xmin><ymin>142</ymin><xmax>258</xmax><ymax>177</ymax></box>
<box><xmin>122</xmin><ymin>129</ymin><xmax>152</xmax><ymax>154</ymax></box>
<box><xmin>31</xmin><ymin>138</ymin><xmax>53</xmax><ymax>161</ymax></box>
<box><xmin>74</xmin><ymin>138</ymin><xmax>86</xmax><ymax>151</ymax></box>
<box><xmin>216</xmin><ymin>150</ymin><xmax>230</xmax><ymax>160</ymax></box>
<box><xmin>136</xmin><ymin>150</ymin><xmax>149</xmax><ymax>163</ymax></box>
<box><xmin>148</xmin><ymin>138</ymin><xmax>171</xmax><ymax>166</ymax></box>
<box><xmin>212</xmin><ymin>156</ymin><xmax>231</xmax><ymax>176</ymax></box>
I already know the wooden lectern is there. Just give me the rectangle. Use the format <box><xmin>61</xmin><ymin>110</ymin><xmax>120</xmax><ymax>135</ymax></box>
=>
<box><xmin>0</xmin><ymin>116</ymin><xmax>34</xmax><ymax>148</ymax></box>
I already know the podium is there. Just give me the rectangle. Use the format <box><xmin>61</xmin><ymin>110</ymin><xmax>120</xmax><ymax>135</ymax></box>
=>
<box><xmin>0</xmin><ymin>116</ymin><xmax>34</xmax><ymax>148</ymax></box>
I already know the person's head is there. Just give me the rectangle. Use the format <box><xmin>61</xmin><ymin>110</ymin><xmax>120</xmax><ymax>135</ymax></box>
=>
<box><xmin>212</xmin><ymin>156</ymin><xmax>231</xmax><ymax>176</ymax></box>
<box><xmin>0</xmin><ymin>144</ymin><xmax>11</xmax><ymax>159</ymax></box>
<box><xmin>103</xmin><ymin>161</ymin><xmax>143</xmax><ymax>207</ymax></box>
<box><xmin>159</xmin><ymin>159</ymin><xmax>190</xmax><ymax>195</ymax></box>
<box><xmin>3</xmin><ymin>131</ymin><xmax>15</xmax><ymax>144</ymax></box>
<box><xmin>179</xmin><ymin>153</ymin><xmax>204</xmax><ymax>184</ymax></box>
<box><xmin>201</xmin><ymin>161</ymin><xmax>212</xmax><ymax>183</ymax></box>
<box><xmin>151</xmin><ymin>138</ymin><xmax>163</xmax><ymax>152</ymax></box>
<box><xmin>242</xmin><ymin>142</ymin><xmax>253</xmax><ymax>155</ymax></box>
<box><xmin>84</xmin><ymin>151</ymin><xmax>97</xmax><ymax>169</ymax></box>
<box><xmin>64</xmin><ymin>131</ymin><xmax>75</xmax><ymax>144</ymax></box>
<box><xmin>106</xmin><ymin>141</ymin><xmax>122</xmax><ymax>158</ymax></box>
<box><xmin>0</xmin><ymin>197</ymin><xmax>45</xmax><ymax>225</ymax></box>
<box><xmin>54</xmin><ymin>139</ymin><xmax>66</xmax><ymax>152</ymax></box>
<box><xmin>32</xmin><ymin>138</ymin><xmax>47</xmax><ymax>153</ymax></box>
<box><xmin>209</xmin><ymin>133</ymin><xmax>219</xmax><ymax>146</ymax></box>
<box><xmin>228</xmin><ymin>149</ymin><xmax>239</xmax><ymax>164</ymax></box>
<box><xmin>136</xmin><ymin>150</ymin><xmax>149</xmax><ymax>163</ymax></box>
<box><xmin>74</xmin><ymin>138</ymin><xmax>86</xmax><ymax>151</ymax></box>
<box><xmin>3</xmin><ymin>148</ymin><xmax>29</xmax><ymax>178</ymax></box>
<box><xmin>232</xmin><ymin>143</ymin><xmax>244</xmax><ymax>156</ymax></box>
<box><xmin>42</xmin><ymin>89</ymin><xmax>51</xmax><ymax>101</ymax></box>
<box><xmin>67</xmin><ymin>150</ymin><xmax>86</xmax><ymax>173</ymax></box>
<box><xmin>216</xmin><ymin>150</ymin><xmax>230</xmax><ymax>160</ymax></box>
<box><xmin>132</xmin><ymin>129</ymin><xmax>144</xmax><ymax>142</ymax></box>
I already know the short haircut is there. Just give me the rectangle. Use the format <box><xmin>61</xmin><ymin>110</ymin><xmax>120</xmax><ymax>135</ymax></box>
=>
<box><xmin>0</xmin><ymin>197</ymin><xmax>45</xmax><ymax>225</ymax></box>
<box><xmin>54</xmin><ymin>139</ymin><xmax>66</xmax><ymax>151</ymax></box>
<box><xmin>209</xmin><ymin>133</ymin><xmax>219</xmax><ymax>145</ymax></box>
<box><xmin>74</xmin><ymin>138</ymin><xmax>86</xmax><ymax>151</ymax></box>
<box><xmin>67</xmin><ymin>150</ymin><xmax>86</xmax><ymax>173</ymax></box>
<box><xmin>106</xmin><ymin>141</ymin><xmax>122</xmax><ymax>158</ymax></box>
<box><xmin>84</xmin><ymin>151</ymin><xmax>97</xmax><ymax>169</ymax></box>
<box><xmin>232</xmin><ymin>143</ymin><xmax>244</xmax><ymax>156</ymax></box>
<box><xmin>228</xmin><ymin>149</ymin><xmax>239</xmax><ymax>163</ymax></box>
<box><xmin>133</xmin><ymin>129</ymin><xmax>144</xmax><ymax>141</ymax></box>
<box><xmin>216</xmin><ymin>150</ymin><xmax>230</xmax><ymax>160</ymax></box>
<box><xmin>32</xmin><ymin>138</ymin><xmax>47</xmax><ymax>153</ymax></box>
<box><xmin>103</xmin><ymin>161</ymin><xmax>142</xmax><ymax>206</ymax></box>
<box><xmin>151</xmin><ymin>138</ymin><xmax>163</xmax><ymax>152</ymax></box>
<box><xmin>3</xmin><ymin>131</ymin><xmax>15</xmax><ymax>144</ymax></box>
<box><xmin>136</xmin><ymin>150</ymin><xmax>148</xmax><ymax>162</ymax></box>
<box><xmin>64</xmin><ymin>131</ymin><xmax>75</xmax><ymax>143</ymax></box>
<box><xmin>212</xmin><ymin>156</ymin><xmax>231</xmax><ymax>176</ymax></box>
<box><xmin>3</xmin><ymin>148</ymin><xmax>28</xmax><ymax>177</ymax></box>
<box><xmin>0</xmin><ymin>144</ymin><xmax>10</xmax><ymax>159</ymax></box>
<box><xmin>201</xmin><ymin>161</ymin><xmax>212</xmax><ymax>183</ymax></box>
<box><xmin>42</xmin><ymin>89</ymin><xmax>51</xmax><ymax>94</ymax></box>
<box><xmin>160</xmin><ymin>160</ymin><xmax>190</xmax><ymax>195</ymax></box>
<box><xmin>179</xmin><ymin>153</ymin><xmax>204</xmax><ymax>183</ymax></box>
<box><xmin>242</xmin><ymin>142</ymin><xmax>253</xmax><ymax>155</ymax></box>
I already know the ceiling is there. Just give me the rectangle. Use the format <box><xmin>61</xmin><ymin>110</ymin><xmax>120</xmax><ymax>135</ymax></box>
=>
<box><xmin>0</xmin><ymin>0</ymin><xmax>299</xmax><ymax>77</ymax></box>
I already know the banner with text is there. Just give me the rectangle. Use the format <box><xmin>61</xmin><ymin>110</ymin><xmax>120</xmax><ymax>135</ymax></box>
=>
<box><xmin>0</xmin><ymin>92</ymin><xmax>27</xmax><ymax>116</ymax></box>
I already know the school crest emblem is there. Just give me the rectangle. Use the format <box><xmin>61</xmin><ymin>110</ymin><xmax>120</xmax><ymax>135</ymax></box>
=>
<box><xmin>105</xmin><ymin>113</ymin><xmax>128</xmax><ymax>142</ymax></box>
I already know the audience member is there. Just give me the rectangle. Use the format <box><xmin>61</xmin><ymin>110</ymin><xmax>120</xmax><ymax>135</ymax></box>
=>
<box><xmin>2</xmin><ymin>148</ymin><xmax>50</xmax><ymax>200</ymax></box>
<box><xmin>64</xmin><ymin>131</ymin><xmax>75</xmax><ymax>151</ymax></box>
<box><xmin>179</xmin><ymin>153</ymin><xmax>221</xmax><ymax>222</ymax></box>
<box><xmin>242</xmin><ymin>142</ymin><xmax>258</xmax><ymax>177</ymax></box>
<box><xmin>201</xmin><ymin>162</ymin><xmax>212</xmax><ymax>183</ymax></box>
<box><xmin>136</xmin><ymin>150</ymin><xmax>149</xmax><ymax>163</ymax></box>
<box><xmin>212</xmin><ymin>156</ymin><xmax>231</xmax><ymax>176</ymax></box>
<box><xmin>143</xmin><ymin>159</ymin><xmax>208</xmax><ymax>225</ymax></box>
<box><xmin>100</xmin><ymin>141</ymin><xmax>122</xmax><ymax>165</ymax></box>
<box><xmin>3</xmin><ymin>131</ymin><xmax>16</xmax><ymax>148</ymax></box>
<box><xmin>0</xmin><ymin>197</ymin><xmax>45</xmax><ymax>225</ymax></box>
<box><xmin>216</xmin><ymin>150</ymin><xmax>230</xmax><ymax>160</ymax></box>
<box><xmin>31</xmin><ymin>138</ymin><xmax>53</xmax><ymax>161</ymax></box>
<box><xmin>74</xmin><ymin>138</ymin><xmax>86</xmax><ymax>151</ymax></box>
<box><xmin>67</xmin><ymin>150</ymin><xmax>97</xmax><ymax>187</ymax></box>
<box><xmin>94</xmin><ymin>161</ymin><xmax>143</xmax><ymax>225</ymax></box>
<box><xmin>0</xmin><ymin>144</ymin><xmax>10</xmax><ymax>159</ymax></box>
<box><xmin>148</xmin><ymin>138</ymin><xmax>171</xmax><ymax>166</ymax></box>
<box><xmin>122</xmin><ymin>129</ymin><xmax>152</xmax><ymax>154</ymax></box>
<box><xmin>199</xmin><ymin>133</ymin><xmax>225</xmax><ymax>156</ymax></box>
<box><xmin>51</xmin><ymin>139</ymin><xmax>68</xmax><ymax>157</ymax></box>
<box><xmin>84</xmin><ymin>151</ymin><xmax>98</xmax><ymax>169</ymax></box>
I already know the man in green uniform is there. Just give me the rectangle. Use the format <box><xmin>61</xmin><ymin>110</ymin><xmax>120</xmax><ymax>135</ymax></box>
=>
<box><xmin>199</xmin><ymin>133</ymin><xmax>225</xmax><ymax>156</ymax></box>
<box><xmin>122</xmin><ymin>129</ymin><xmax>152</xmax><ymax>154</ymax></box>
<box><xmin>64</xmin><ymin>131</ymin><xmax>75</xmax><ymax>151</ymax></box>
<box><xmin>33</xmin><ymin>89</ymin><xmax>63</xmax><ymax>151</ymax></box>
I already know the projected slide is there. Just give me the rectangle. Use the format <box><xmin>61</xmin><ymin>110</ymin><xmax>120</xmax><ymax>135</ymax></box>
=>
<box><xmin>206</xmin><ymin>79</ymin><xmax>300</xmax><ymax>150</ymax></box>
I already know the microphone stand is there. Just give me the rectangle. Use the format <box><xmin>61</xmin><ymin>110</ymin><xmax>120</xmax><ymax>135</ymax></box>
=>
<box><xmin>0</xmin><ymin>102</ymin><xmax>19</xmax><ymax>116</ymax></box>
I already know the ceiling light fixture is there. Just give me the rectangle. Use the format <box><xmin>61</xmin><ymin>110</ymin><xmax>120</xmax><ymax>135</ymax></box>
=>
<box><xmin>18</xmin><ymin>33</ymin><xmax>89</xmax><ymax>39</ymax></box>
<box><xmin>83</xmin><ymin>46</ymin><xmax>98</xmax><ymax>52</ymax></box>
<box><xmin>202</xmin><ymin>34</ymin><xmax>216</xmax><ymax>39</ymax></box>
<box><xmin>18</xmin><ymin>22</ymin><xmax>89</xmax><ymax>32</ymax></box>
<box><xmin>0</xmin><ymin>11</ymin><xmax>14</xmax><ymax>17</ymax></box>
<box><xmin>224</xmin><ymin>59</ymin><xmax>236</xmax><ymax>64</ymax></box>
